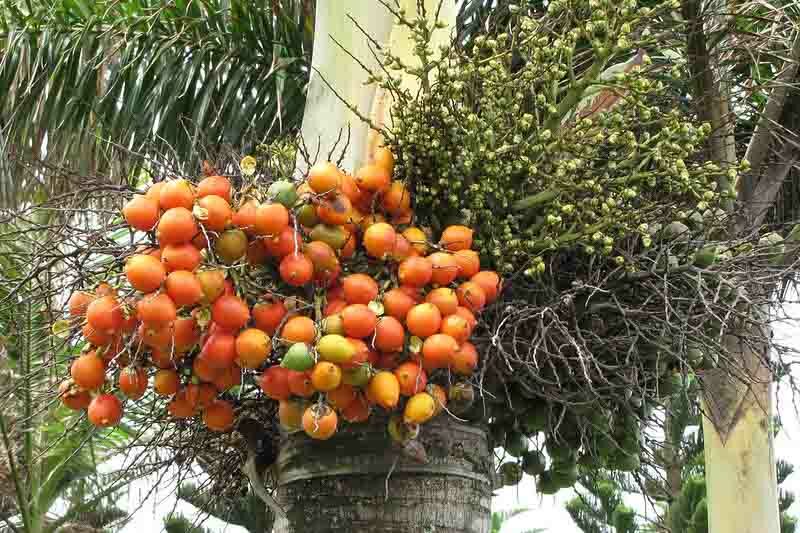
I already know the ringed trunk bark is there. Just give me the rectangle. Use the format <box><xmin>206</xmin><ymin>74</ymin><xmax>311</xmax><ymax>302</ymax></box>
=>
<box><xmin>272</xmin><ymin>415</ymin><xmax>493</xmax><ymax>533</ymax></box>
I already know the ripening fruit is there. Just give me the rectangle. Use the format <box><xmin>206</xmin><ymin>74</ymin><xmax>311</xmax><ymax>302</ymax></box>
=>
<box><xmin>59</xmin><ymin>380</ymin><xmax>91</xmax><ymax>410</ymax></box>
<box><xmin>302</xmin><ymin>404</ymin><xmax>338</xmax><ymax>440</ymax></box>
<box><xmin>374</xmin><ymin>317</ymin><xmax>405</xmax><ymax>352</ymax></box>
<box><xmin>405</xmin><ymin>303</ymin><xmax>442</xmax><ymax>338</ymax></box>
<box><xmin>382</xmin><ymin>288</ymin><xmax>417</xmax><ymax>321</ymax></box>
<box><xmin>456</xmin><ymin>281</ymin><xmax>487</xmax><ymax>312</ymax></box>
<box><xmin>254</xmin><ymin>203</ymin><xmax>290</xmax><ymax>236</ymax></box>
<box><xmin>68</xmin><ymin>291</ymin><xmax>95</xmax><ymax>318</ymax></box>
<box><xmin>304</xmin><ymin>240</ymin><xmax>339</xmax><ymax>276</ymax></box>
<box><xmin>279</xmin><ymin>399</ymin><xmax>306</xmax><ymax>431</ymax></box>
<box><xmin>373</xmin><ymin>147</ymin><xmax>395</xmax><ymax>176</ymax></box>
<box><xmin>440</xmin><ymin>225</ymin><xmax>474</xmax><ymax>252</ymax></box>
<box><xmin>260</xmin><ymin>366</ymin><xmax>291</xmax><ymax>400</ymax></box>
<box><xmin>341</xmin><ymin>338</ymin><xmax>373</xmax><ymax>370</ymax></box>
<box><xmin>342</xmin><ymin>393</ymin><xmax>371</xmax><ymax>423</ymax></box>
<box><xmin>308</xmin><ymin>162</ymin><xmax>341</xmax><ymax>193</ymax></box>
<box><xmin>422</xmin><ymin>334</ymin><xmax>458</xmax><ymax>371</ymax></box>
<box><xmin>86</xmin><ymin>295</ymin><xmax>125</xmax><ymax>333</ymax></box>
<box><xmin>212</xmin><ymin>294</ymin><xmax>250</xmax><ymax>331</ymax></box>
<box><xmin>173</xmin><ymin>317</ymin><xmax>199</xmax><ymax>352</ymax></box>
<box><xmin>165</xmin><ymin>270</ymin><xmax>203</xmax><ymax>307</ymax></box>
<box><xmin>341</xmin><ymin>304</ymin><xmax>378</xmax><ymax>339</ymax></box>
<box><xmin>296</xmin><ymin>203</ymin><xmax>320</xmax><ymax>228</ymax></box>
<box><xmin>192</xmin><ymin>354</ymin><xmax>221</xmax><ymax>382</ymax></box>
<box><xmin>425</xmin><ymin>287</ymin><xmax>459</xmax><ymax>316</ymax></box>
<box><xmin>88</xmin><ymin>394</ymin><xmax>123</xmax><ymax>428</ymax></box>
<box><xmin>168</xmin><ymin>394</ymin><xmax>195</xmax><ymax>419</ymax></box>
<box><xmin>428</xmin><ymin>252</ymin><xmax>459</xmax><ymax>286</ymax></box>
<box><xmin>340</xmin><ymin>173</ymin><xmax>363</xmax><ymax>204</ymax></box>
<box><xmin>455</xmin><ymin>306</ymin><xmax>478</xmax><ymax>332</ymax></box>
<box><xmin>232</xmin><ymin>199</ymin><xmax>259</xmax><ymax>234</ymax></box>
<box><xmin>402</xmin><ymin>227</ymin><xmax>428</xmax><ymax>255</ymax></box>
<box><xmin>215</xmin><ymin>229</ymin><xmax>248</xmax><ymax>264</ymax></box>
<box><xmin>159</xmin><ymin>179</ymin><xmax>195</xmax><ymax>210</ymax></box>
<box><xmin>125</xmin><ymin>254</ymin><xmax>166</xmax><ymax>293</ymax></box>
<box><xmin>204</xmin><ymin>399</ymin><xmax>235</xmax><ymax>432</ymax></box>
<box><xmin>81</xmin><ymin>323</ymin><xmax>111</xmax><ymax>346</ymax></box>
<box><xmin>453</xmin><ymin>250</ymin><xmax>481</xmax><ymax>279</ymax></box>
<box><xmin>162</xmin><ymin>243</ymin><xmax>203</xmax><ymax>272</ymax></box>
<box><xmin>197</xmin><ymin>269</ymin><xmax>226</xmax><ymax>304</ymax></box>
<box><xmin>404</xmin><ymin>392</ymin><xmax>436</xmax><ymax>424</ymax></box>
<box><xmin>279</xmin><ymin>253</ymin><xmax>314</xmax><ymax>286</ymax></box>
<box><xmin>119</xmin><ymin>367</ymin><xmax>148</xmax><ymax>400</ymax></box>
<box><xmin>264</xmin><ymin>226</ymin><xmax>300</xmax><ymax>258</ymax></box>
<box><xmin>428</xmin><ymin>383</ymin><xmax>448</xmax><ymax>416</ymax></box>
<box><xmin>197</xmin><ymin>195</ymin><xmax>232</xmax><ymax>232</ymax></box>
<box><xmin>327</xmin><ymin>383</ymin><xmax>357</xmax><ymax>410</ymax></box>
<box><xmin>157</xmin><ymin>207</ymin><xmax>198</xmax><ymax>245</ymax></box>
<box><xmin>123</xmin><ymin>195</ymin><xmax>160</xmax><ymax>231</ymax></box>
<box><xmin>452</xmin><ymin>341</ymin><xmax>478</xmax><ymax>375</ymax></box>
<box><xmin>322</xmin><ymin>314</ymin><xmax>345</xmax><ymax>335</ymax></box>
<box><xmin>188</xmin><ymin>383</ymin><xmax>217</xmax><ymax>409</ymax></box>
<box><xmin>309</xmin><ymin>223</ymin><xmax>349</xmax><ymax>250</ymax></box>
<box><xmin>363</xmin><ymin>223</ymin><xmax>397</xmax><ymax>259</ymax></box>
<box><xmin>317</xmin><ymin>194</ymin><xmax>352</xmax><ymax>226</ymax></box>
<box><xmin>137</xmin><ymin>322</ymin><xmax>172</xmax><ymax>350</ymax></box>
<box><xmin>325</xmin><ymin>299</ymin><xmax>347</xmax><ymax>317</ymax></box>
<box><xmin>235</xmin><ymin>328</ymin><xmax>271</xmax><ymax>369</ymax></box>
<box><xmin>470</xmin><ymin>271</ymin><xmax>502</xmax><ymax>303</ymax></box>
<box><xmin>213</xmin><ymin>364</ymin><xmax>241</xmax><ymax>391</ymax></box>
<box><xmin>71</xmin><ymin>352</ymin><xmax>106</xmax><ymax>390</ymax></box>
<box><xmin>381</xmin><ymin>181</ymin><xmax>411</xmax><ymax>215</ymax></box>
<box><xmin>253</xmin><ymin>299</ymin><xmax>287</xmax><ymax>335</ymax></box>
<box><xmin>377</xmin><ymin>352</ymin><xmax>401</xmax><ymax>370</ymax></box>
<box><xmin>394</xmin><ymin>361</ymin><xmax>427</xmax><ymax>396</ymax></box>
<box><xmin>282</xmin><ymin>343</ymin><xmax>314</xmax><ymax>372</ymax></box>
<box><xmin>316</xmin><ymin>334</ymin><xmax>355</xmax><ymax>364</ymax></box>
<box><xmin>440</xmin><ymin>314</ymin><xmax>471</xmax><ymax>344</ymax></box>
<box><xmin>197</xmin><ymin>175</ymin><xmax>232</xmax><ymax>202</ymax></box>
<box><xmin>398</xmin><ymin>256</ymin><xmax>433</xmax><ymax>287</ymax></box>
<box><xmin>355</xmin><ymin>164</ymin><xmax>390</xmax><ymax>192</ymax></box>
<box><xmin>310</xmin><ymin>361</ymin><xmax>342</xmax><ymax>392</ymax></box>
<box><xmin>392</xmin><ymin>234</ymin><xmax>413</xmax><ymax>261</ymax></box>
<box><xmin>287</xmin><ymin>370</ymin><xmax>315</xmax><ymax>397</ymax></box>
<box><xmin>281</xmin><ymin>316</ymin><xmax>316</xmax><ymax>344</ymax></box>
<box><xmin>154</xmin><ymin>369</ymin><xmax>180</xmax><ymax>396</ymax></box>
<box><xmin>342</xmin><ymin>273</ymin><xmax>379</xmax><ymax>305</ymax></box>
<box><xmin>367</xmin><ymin>371</ymin><xmax>400</xmax><ymax>409</ymax></box>
<box><xmin>145</xmin><ymin>181</ymin><xmax>165</xmax><ymax>204</ymax></box>
<box><xmin>137</xmin><ymin>293</ymin><xmax>177</xmax><ymax>326</ymax></box>
<box><xmin>202</xmin><ymin>332</ymin><xmax>237</xmax><ymax>368</ymax></box>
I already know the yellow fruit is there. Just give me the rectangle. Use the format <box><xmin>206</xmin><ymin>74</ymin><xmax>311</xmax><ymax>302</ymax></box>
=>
<box><xmin>310</xmin><ymin>361</ymin><xmax>342</xmax><ymax>392</ymax></box>
<box><xmin>316</xmin><ymin>334</ymin><xmax>355</xmax><ymax>364</ymax></box>
<box><xmin>278</xmin><ymin>399</ymin><xmax>306</xmax><ymax>432</ymax></box>
<box><xmin>321</xmin><ymin>314</ymin><xmax>345</xmax><ymax>335</ymax></box>
<box><xmin>404</xmin><ymin>392</ymin><xmax>436</xmax><ymax>424</ymax></box>
<box><xmin>367</xmin><ymin>371</ymin><xmax>400</xmax><ymax>410</ymax></box>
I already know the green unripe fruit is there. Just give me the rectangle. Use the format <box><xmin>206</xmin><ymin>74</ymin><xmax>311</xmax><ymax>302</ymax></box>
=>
<box><xmin>215</xmin><ymin>229</ymin><xmax>248</xmax><ymax>264</ymax></box>
<box><xmin>310</xmin><ymin>224</ymin><xmax>348</xmax><ymax>250</ymax></box>
<box><xmin>281</xmin><ymin>343</ymin><xmax>314</xmax><ymax>371</ymax></box>
<box><xmin>342</xmin><ymin>364</ymin><xmax>372</xmax><ymax>387</ymax></box>
<box><xmin>268</xmin><ymin>180</ymin><xmax>299</xmax><ymax>208</ymax></box>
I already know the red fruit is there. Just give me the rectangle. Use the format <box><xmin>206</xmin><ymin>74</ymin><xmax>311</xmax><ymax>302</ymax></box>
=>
<box><xmin>71</xmin><ymin>352</ymin><xmax>106</xmax><ymax>390</ymax></box>
<box><xmin>86</xmin><ymin>296</ymin><xmax>124</xmax><ymax>333</ymax></box>
<box><xmin>279</xmin><ymin>253</ymin><xmax>314</xmax><ymax>286</ymax></box>
<box><xmin>59</xmin><ymin>381</ymin><xmax>91</xmax><ymax>410</ymax></box>
<box><xmin>212</xmin><ymin>294</ymin><xmax>250</xmax><ymax>331</ymax></box>
<box><xmin>260</xmin><ymin>366</ymin><xmax>291</xmax><ymax>400</ymax></box>
<box><xmin>342</xmin><ymin>273</ymin><xmax>379</xmax><ymax>305</ymax></box>
<box><xmin>203</xmin><ymin>399</ymin><xmax>235</xmax><ymax>432</ymax></box>
<box><xmin>394</xmin><ymin>361</ymin><xmax>428</xmax><ymax>396</ymax></box>
<box><xmin>287</xmin><ymin>370</ymin><xmax>315</xmax><ymax>398</ymax></box>
<box><xmin>88</xmin><ymin>394</ymin><xmax>123</xmax><ymax>428</ymax></box>
<box><xmin>119</xmin><ymin>367</ymin><xmax>148</xmax><ymax>400</ymax></box>
<box><xmin>202</xmin><ymin>332</ymin><xmax>238</xmax><ymax>368</ymax></box>
<box><xmin>341</xmin><ymin>304</ymin><xmax>378</xmax><ymax>338</ymax></box>
<box><xmin>374</xmin><ymin>317</ymin><xmax>405</xmax><ymax>352</ymax></box>
<box><xmin>264</xmin><ymin>226</ymin><xmax>300</xmax><ymax>258</ymax></box>
<box><xmin>137</xmin><ymin>293</ymin><xmax>177</xmax><ymax>326</ymax></box>
<box><xmin>253</xmin><ymin>299</ymin><xmax>288</xmax><ymax>335</ymax></box>
<box><xmin>197</xmin><ymin>175</ymin><xmax>232</xmax><ymax>202</ymax></box>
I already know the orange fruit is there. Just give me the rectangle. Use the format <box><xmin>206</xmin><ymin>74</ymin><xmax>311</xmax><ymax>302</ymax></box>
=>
<box><xmin>425</xmin><ymin>287</ymin><xmax>459</xmax><ymax>316</ymax></box>
<box><xmin>440</xmin><ymin>225</ymin><xmax>474</xmax><ymax>251</ymax></box>
<box><xmin>381</xmin><ymin>181</ymin><xmax>411</xmax><ymax>215</ymax></box>
<box><xmin>264</xmin><ymin>226</ymin><xmax>300</xmax><ymax>258</ymax></box>
<box><xmin>279</xmin><ymin>399</ymin><xmax>306</xmax><ymax>431</ymax></box>
<box><xmin>157</xmin><ymin>207</ymin><xmax>198</xmax><ymax>245</ymax></box>
<box><xmin>232</xmin><ymin>199</ymin><xmax>259</xmax><ymax>234</ymax></box>
<box><xmin>342</xmin><ymin>393</ymin><xmax>371</xmax><ymax>422</ymax></box>
<box><xmin>255</xmin><ymin>203</ymin><xmax>290</xmax><ymax>236</ymax></box>
<box><xmin>71</xmin><ymin>352</ymin><xmax>106</xmax><ymax>390</ymax></box>
<box><xmin>440</xmin><ymin>314</ymin><xmax>471</xmax><ymax>344</ymax></box>
<box><xmin>137</xmin><ymin>293</ymin><xmax>177</xmax><ymax>326</ymax></box>
<box><xmin>165</xmin><ymin>270</ymin><xmax>203</xmax><ymax>307</ymax></box>
<box><xmin>211</xmin><ymin>294</ymin><xmax>250</xmax><ymax>331</ymax></box>
<box><xmin>308</xmin><ymin>162</ymin><xmax>342</xmax><ymax>193</ymax></box>
<box><xmin>144</xmin><ymin>181</ymin><xmax>165</xmax><ymax>204</ymax></box>
<box><xmin>398</xmin><ymin>256</ymin><xmax>433</xmax><ymax>287</ymax></box>
<box><xmin>453</xmin><ymin>250</ymin><xmax>481</xmax><ymax>279</ymax></box>
<box><xmin>162</xmin><ymin>243</ymin><xmax>203</xmax><ymax>272</ymax></box>
<box><xmin>302</xmin><ymin>404</ymin><xmax>338</xmax><ymax>440</ymax></box>
<box><xmin>260</xmin><ymin>365</ymin><xmax>291</xmax><ymax>400</ymax></box>
<box><xmin>367</xmin><ymin>371</ymin><xmax>400</xmax><ymax>409</ymax></box>
<box><xmin>374</xmin><ymin>317</ymin><xmax>405</xmax><ymax>352</ymax></box>
<box><xmin>159</xmin><ymin>179</ymin><xmax>195</xmax><ymax>210</ymax></box>
<box><xmin>203</xmin><ymin>399</ymin><xmax>235</xmax><ymax>432</ymax></box>
<box><xmin>341</xmin><ymin>304</ymin><xmax>378</xmax><ymax>338</ymax></box>
<box><xmin>125</xmin><ymin>254</ymin><xmax>166</xmax><ymax>293</ymax></box>
<box><xmin>340</xmin><ymin>173</ymin><xmax>363</xmax><ymax>204</ymax></box>
<box><xmin>279</xmin><ymin>253</ymin><xmax>314</xmax><ymax>286</ymax></box>
<box><xmin>405</xmin><ymin>303</ymin><xmax>442</xmax><ymax>338</ymax></box>
<box><xmin>452</xmin><ymin>341</ymin><xmax>478</xmax><ymax>375</ymax></box>
<box><xmin>404</xmin><ymin>392</ymin><xmax>436</xmax><ymax>424</ymax></box>
<box><xmin>197</xmin><ymin>175</ymin><xmax>232</xmax><ymax>202</ymax></box>
<box><xmin>363</xmin><ymin>222</ymin><xmax>397</xmax><ymax>259</ymax></box>
<box><xmin>68</xmin><ymin>291</ymin><xmax>95</xmax><ymax>318</ymax></box>
<box><xmin>394</xmin><ymin>361</ymin><xmax>427</xmax><ymax>396</ymax></box>
<box><xmin>342</xmin><ymin>273</ymin><xmax>379</xmax><ymax>305</ymax></box>
<box><xmin>311</xmin><ymin>361</ymin><xmax>342</xmax><ymax>392</ymax></box>
<box><xmin>304</xmin><ymin>240</ymin><xmax>339</xmax><ymax>275</ymax></box>
<box><xmin>168</xmin><ymin>394</ymin><xmax>195</xmax><ymax>419</ymax></box>
<box><xmin>281</xmin><ymin>316</ymin><xmax>316</xmax><ymax>344</ymax></box>
<box><xmin>288</xmin><ymin>370</ymin><xmax>316</xmax><ymax>397</ymax></box>
<box><xmin>253</xmin><ymin>299</ymin><xmax>288</xmax><ymax>335</ymax></box>
<box><xmin>428</xmin><ymin>252</ymin><xmax>459</xmax><ymax>286</ymax></box>
<box><xmin>392</xmin><ymin>234</ymin><xmax>413</xmax><ymax>261</ymax></box>
<box><xmin>235</xmin><ymin>328</ymin><xmax>271</xmax><ymax>369</ymax></box>
<box><xmin>470</xmin><ymin>271</ymin><xmax>502</xmax><ymax>303</ymax></box>
<box><xmin>355</xmin><ymin>164</ymin><xmax>391</xmax><ymax>192</ymax></box>
<box><xmin>119</xmin><ymin>367</ymin><xmax>148</xmax><ymax>400</ymax></box>
<box><xmin>173</xmin><ymin>317</ymin><xmax>199</xmax><ymax>352</ymax></box>
<box><xmin>402</xmin><ymin>227</ymin><xmax>428</xmax><ymax>255</ymax></box>
<box><xmin>123</xmin><ymin>195</ymin><xmax>159</xmax><ymax>231</ymax></box>
<box><xmin>59</xmin><ymin>380</ymin><xmax>91</xmax><ymax>410</ymax></box>
<box><xmin>456</xmin><ymin>281</ymin><xmax>487</xmax><ymax>312</ymax></box>
<box><xmin>317</xmin><ymin>194</ymin><xmax>352</xmax><ymax>226</ymax></box>
<box><xmin>197</xmin><ymin>194</ymin><xmax>232</xmax><ymax>232</ymax></box>
<box><xmin>88</xmin><ymin>394</ymin><xmax>123</xmax><ymax>428</ymax></box>
<box><xmin>382</xmin><ymin>288</ymin><xmax>417</xmax><ymax>322</ymax></box>
<box><xmin>421</xmin><ymin>334</ymin><xmax>458</xmax><ymax>371</ymax></box>
<box><xmin>197</xmin><ymin>269</ymin><xmax>226</xmax><ymax>303</ymax></box>
<box><xmin>202</xmin><ymin>332</ymin><xmax>237</xmax><ymax>368</ymax></box>
<box><xmin>428</xmin><ymin>383</ymin><xmax>448</xmax><ymax>416</ymax></box>
<box><xmin>340</xmin><ymin>338</ymin><xmax>376</xmax><ymax>370</ymax></box>
<box><xmin>358</xmin><ymin>212</ymin><xmax>386</xmax><ymax>231</ymax></box>
<box><xmin>327</xmin><ymin>383</ymin><xmax>357</xmax><ymax>410</ymax></box>
<box><xmin>137</xmin><ymin>322</ymin><xmax>172</xmax><ymax>350</ymax></box>
<box><xmin>373</xmin><ymin>147</ymin><xmax>395</xmax><ymax>176</ymax></box>
<box><xmin>454</xmin><ymin>306</ymin><xmax>478</xmax><ymax>331</ymax></box>
<box><xmin>81</xmin><ymin>323</ymin><xmax>111</xmax><ymax>346</ymax></box>
<box><xmin>154</xmin><ymin>369</ymin><xmax>180</xmax><ymax>396</ymax></box>
<box><xmin>86</xmin><ymin>295</ymin><xmax>125</xmax><ymax>333</ymax></box>
<box><xmin>192</xmin><ymin>354</ymin><xmax>222</xmax><ymax>382</ymax></box>
<box><xmin>213</xmin><ymin>364</ymin><xmax>242</xmax><ymax>391</ymax></box>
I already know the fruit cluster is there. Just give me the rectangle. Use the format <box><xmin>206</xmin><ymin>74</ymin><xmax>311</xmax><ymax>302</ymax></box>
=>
<box><xmin>60</xmin><ymin>148</ymin><xmax>501</xmax><ymax>443</ymax></box>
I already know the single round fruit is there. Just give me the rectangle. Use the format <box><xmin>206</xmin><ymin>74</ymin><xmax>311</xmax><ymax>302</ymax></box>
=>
<box><xmin>451</xmin><ymin>341</ymin><xmax>479</xmax><ymax>375</ymax></box>
<box><xmin>471</xmin><ymin>271</ymin><xmax>502</xmax><ymax>303</ymax></box>
<box><xmin>165</xmin><ymin>270</ymin><xmax>203</xmax><ymax>307</ymax></box>
<box><xmin>355</xmin><ymin>164</ymin><xmax>390</xmax><ymax>192</ymax></box>
<box><xmin>203</xmin><ymin>399</ymin><xmax>235</xmax><ymax>432</ymax></box>
<box><xmin>296</xmin><ymin>203</ymin><xmax>319</xmax><ymax>227</ymax></box>
<box><xmin>253</xmin><ymin>299</ymin><xmax>287</xmax><ymax>335</ymax></box>
<box><xmin>279</xmin><ymin>399</ymin><xmax>306</xmax><ymax>431</ymax></box>
<box><xmin>197</xmin><ymin>175</ymin><xmax>232</xmax><ymax>202</ymax></box>
<box><xmin>342</xmin><ymin>273</ymin><xmax>379</xmax><ymax>305</ymax></box>
<box><xmin>402</xmin><ymin>227</ymin><xmax>428</xmax><ymax>255</ymax></box>
<box><xmin>213</xmin><ymin>364</ymin><xmax>242</xmax><ymax>391</ymax></box>
<box><xmin>202</xmin><ymin>332</ymin><xmax>238</xmax><ymax>368</ymax></box>
<box><xmin>288</xmin><ymin>370</ymin><xmax>315</xmax><ymax>397</ymax></box>
<box><xmin>310</xmin><ymin>224</ymin><xmax>349</xmax><ymax>250</ymax></box>
<box><xmin>456</xmin><ymin>281</ymin><xmax>487</xmax><ymax>312</ymax></box>
<box><xmin>71</xmin><ymin>352</ymin><xmax>106</xmax><ymax>390</ymax></box>
<box><xmin>374</xmin><ymin>317</ymin><xmax>405</xmax><ymax>352</ymax></box>
<box><xmin>281</xmin><ymin>343</ymin><xmax>315</xmax><ymax>371</ymax></box>
<box><xmin>281</xmin><ymin>316</ymin><xmax>316</xmax><ymax>344</ymax></box>
<box><xmin>441</xmin><ymin>314</ymin><xmax>471</xmax><ymax>344</ymax></box>
<box><xmin>157</xmin><ymin>207</ymin><xmax>198</xmax><ymax>245</ymax></box>
<box><xmin>159</xmin><ymin>179</ymin><xmax>195</xmax><ymax>210</ymax></box>
<box><xmin>311</xmin><ymin>361</ymin><xmax>342</xmax><ymax>392</ymax></box>
<box><xmin>381</xmin><ymin>181</ymin><xmax>411</xmax><ymax>215</ymax></box>
<box><xmin>317</xmin><ymin>194</ymin><xmax>352</xmax><ymax>226</ymax></box>
<box><xmin>269</xmin><ymin>180</ymin><xmax>299</xmax><ymax>208</ymax></box>
<box><xmin>455</xmin><ymin>306</ymin><xmax>478</xmax><ymax>332</ymax></box>
<box><xmin>119</xmin><ymin>367</ymin><xmax>148</xmax><ymax>400</ymax></box>
<box><xmin>440</xmin><ymin>225</ymin><xmax>474</xmax><ymax>251</ymax></box>
<box><xmin>327</xmin><ymin>383</ymin><xmax>357</xmax><ymax>410</ymax></box>
<box><xmin>363</xmin><ymin>223</ymin><xmax>397</xmax><ymax>259</ymax></box>
<box><xmin>192</xmin><ymin>354</ymin><xmax>221</xmax><ymax>382</ymax></box>
<box><xmin>279</xmin><ymin>253</ymin><xmax>314</xmax><ymax>286</ymax></box>
<box><xmin>162</xmin><ymin>243</ymin><xmax>203</xmax><ymax>272</ymax></box>
<box><xmin>168</xmin><ymin>394</ymin><xmax>195</xmax><ymax>419</ymax></box>
<box><xmin>137</xmin><ymin>293</ymin><xmax>177</xmax><ymax>326</ymax></box>
<box><xmin>197</xmin><ymin>194</ymin><xmax>232</xmax><ymax>232</ymax></box>
<box><xmin>68</xmin><ymin>291</ymin><xmax>95</xmax><ymax>318</ymax></box>
<box><xmin>59</xmin><ymin>380</ymin><xmax>91</xmax><ymax>410</ymax></box>
<box><xmin>308</xmin><ymin>162</ymin><xmax>342</xmax><ymax>193</ymax></box>
<box><xmin>86</xmin><ymin>295</ymin><xmax>124</xmax><ymax>333</ymax></box>
<box><xmin>367</xmin><ymin>371</ymin><xmax>400</xmax><ymax>409</ymax></box>
<box><xmin>394</xmin><ymin>361</ymin><xmax>427</xmax><ymax>396</ymax></box>
<box><xmin>422</xmin><ymin>334</ymin><xmax>458</xmax><ymax>371</ymax></box>
<box><xmin>398</xmin><ymin>256</ymin><xmax>433</xmax><ymax>287</ymax></box>
<box><xmin>302</xmin><ymin>404</ymin><xmax>338</xmax><ymax>440</ymax></box>
<box><xmin>144</xmin><ymin>181</ymin><xmax>165</xmax><ymax>204</ymax></box>
<box><xmin>341</xmin><ymin>304</ymin><xmax>378</xmax><ymax>338</ymax></box>
<box><xmin>197</xmin><ymin>269</ymin><xmax>226</xmax><ymax>303</ymax></box>
<box><xmin>426</xmin><ymin>288</ymin><xmax>459</xmax><ymax>316</ymax></box>
<box><xmin>342</xmin><ymin>393</ymin><xmax>371</xmax><ymax>422</ymax></box>
<box><xmin>322</xmin><ymin>314</ymin><xmax>345</xmax><ymax>335</ymax></box>
<box><xmin>428</xmin><ymin>252</ymin><xmax>460</xmax><ymax>286</ymax></box>
<box><xmin>232</xmin><ymin>199</ymin><xmax>258</xmax><ymax>233</ymax></box>
<box><xmin>500</xmin><ymin>462</ymin><xmax>523</xmax><ymax>486</ymax></box>
<box><xmin>316</xmin><ymin>334</ymin><xmax>355</xmax><ymax>364</ymax></box>
<box><xmin>260</xmin><ymin>366</ymin><xmax>291</xmax><ymax>400</ymax></box>
<box><xmin>123</xmin><ymin>195</ymin><xmax>159</xmax><ymax>231</ymax></box>
<box><xmin>265</xmin><ymin>226</ymin><xmax>301</xmax><ymax>258</ymax></box>
<box><xmin>373</xmin><ymin>147</ymin><xmax>395</xmax><ymax>175</ymax></box>
<box><xmin>405</xmin><ymin>303</ymin><xmax>442</xmax><ymax>338</ymax></box>
<box><xmin>235</xmin><ymin>328</ymin><xmax>271</xmax><ymax>369</ymax></box>
<box><xmin>212</xmin><ymin>294</ymin><xmax>250</xmax><ymax>331</ymax></box>
<box><xmin>342</xmin><ymin>363</ymin><xmax>373</xmax><ymax>387</ymax></box>
<box><xmin>404</xmin><ymin>392</ymin><xmax>436</xmax><ymax>424</ymax></box>
<box><xmin>454</xmin><ymin>250</ymin><xmax>481</xmax><ymax>279</ymax></box>
<box><xmin>154</xmin><ymin>369</ymin><xmax>180</xmax><ymax>396</ymax></box>
<box><xmin>215</xmin><ymin>229</ymin><xmax>249</xmax><ymax>264</ymax></box>
<box><xmin>88</xmin><ymin>394</ymin><xmax>123</xmax><ymax>428</ymax></box>
<box><xmin>382</xmin><ymin>288</ymin><xmax>416</xmax><ymax>321</ymax></box>
<box><xmin>254</xmin><ymin>203</ymin><xmax>290</xmax><ymax>236</ymax></box>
